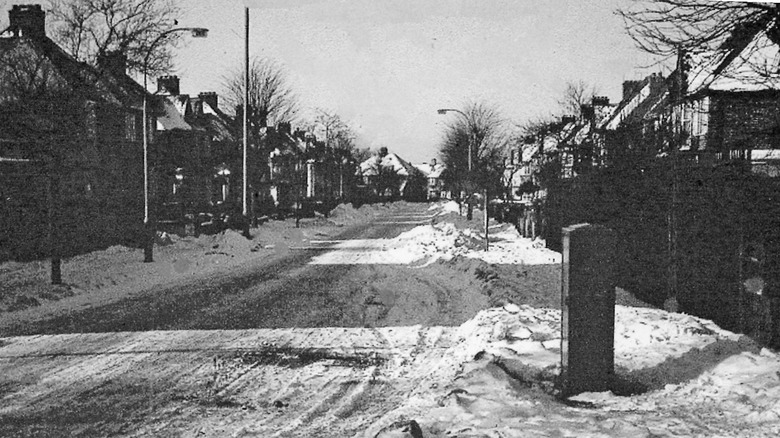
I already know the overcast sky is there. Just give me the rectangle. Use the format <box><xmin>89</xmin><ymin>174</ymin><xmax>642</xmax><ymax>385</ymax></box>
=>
<box><xmin>2</xmin><ymin>0</ymin><xmax>661</xmax><ymax>163</ymax></box>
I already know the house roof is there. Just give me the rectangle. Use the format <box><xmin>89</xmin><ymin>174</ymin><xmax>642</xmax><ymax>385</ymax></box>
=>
<box><xmin>604</xmin><ymin>75</ymin><xmax>667</xmax><ymax>130</ymax></box>
<box><xmin>414</xmin><ymin>162</ymin><xmax>445</xmax><ymax>178</ymax></box>
<box><xmin>189</xmin><ymin>97</ymin><xmax>238</xmax><ymax>142</ymax></box>
<box><xmin>687</xmin><ymin>27</ymin><xmax>780</xmax><ymax>94</ymax></box>
<box><xmin>0</xmin><ymin>30</ymin><xmax>151</xmax><ymax>113</ymax></box>
<box><xmin>360</xmin><ymin>152</ymin><xmax>422</xmax><ymax>177</ymax></box>
<box><xmin>156</xmin><ymin>97</ymin><xmax>192</xmax><ymax>131</ymax></box>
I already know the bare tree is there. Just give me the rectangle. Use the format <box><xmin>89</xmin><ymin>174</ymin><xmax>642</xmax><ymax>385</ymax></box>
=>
<box><xmin>46</xmin><ymin>0</ymin><xmax>181</xmax><ymax>76</ymax></box>
<box><xmin>438</xmin><ymin>101</ymin><xmax>512</xmax><ymax>197</ymax></box>
<box><xmin>310</xmin><ymin>109</ymin><xmax>359</xmax><ymax>152</ymax></box>
<box><xmin>617</xmin><ymin>0</ymin><xmax>780</xmax><ymax>57</ymax></box>
<box><xmin>221</xmin><ymin>57</ymin><xmax>299</xmax><ymax>131</ymax></box>
<box><xmin>558</xmin><ymin>80</ymin><xmax>598</xmax><ymax>119</ymax></box>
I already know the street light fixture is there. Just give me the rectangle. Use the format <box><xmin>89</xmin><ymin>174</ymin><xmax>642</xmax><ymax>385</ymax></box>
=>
<box><xmin>142</xmin><ymin>27</ymin><xmax>208</xmax><ymax>262</ymax></box>
<box><xmin>437</xmin><ymin>108</ymin><xmax>472</xmax><ymax>172</ymax></box>
<box><xmin>437</xmin><ymin>107</ymin><xmax>476</xmax><ymax>220</ymax></box>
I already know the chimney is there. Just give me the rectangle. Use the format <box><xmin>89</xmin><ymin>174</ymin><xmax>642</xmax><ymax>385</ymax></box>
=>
<box><xmin>592</xmin><ymin>96</ymin><xmax>610</xmax><ymax>107</ymax></box>
<box><xmin>97</xmin><ymin>50</ymin><xmax>127</xmax><ymax>76</ymax></box>
<box><xmin>277</xmin><ymin>122</ymin><xmax>291</xmax><ymax>136</ymax></box>
<box><xmin>9</xmin><ymin>4</ymin><xmax>46</xmax><ymax>39</ymax></box>
<box><xmin>198</xmin><ymin>92</ymin><xmax>218</xmax><ymax>111</ymax></box>
<box><xmin>156</xmin><ymin>75</ymin><xmax>180</xmax><ymax>96</ymax></box>
<box><xmin>580</xmin><ymin>104</ymin><xmax>594</xmax><ymax>122</ymax></box>
<box><xmin>622</xmin><ymin>80</ymin><xmax>643</xmax><ymax>101</ymax></box>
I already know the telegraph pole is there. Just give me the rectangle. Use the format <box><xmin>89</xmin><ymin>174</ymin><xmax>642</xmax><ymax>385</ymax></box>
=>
<box><xmin>666</xmin><ymin>47</ymin><xmax>683</xmax><ymax>312</ymax></box>
<box><xmin>242</xmin><ymin>6</ymin><xmax>251</xmax><ymax>237</ymax></box>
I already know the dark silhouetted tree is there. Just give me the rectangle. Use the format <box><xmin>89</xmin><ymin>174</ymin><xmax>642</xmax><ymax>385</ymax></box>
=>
<box><xmin>221</xmin><ymin>57</ymin><xmax>299</xmax><ymax>132</ymax></box>
<box><xmin>47</xmin><ymin>0</ymin><xmax>181</xmax><ymax>76</ymax></box>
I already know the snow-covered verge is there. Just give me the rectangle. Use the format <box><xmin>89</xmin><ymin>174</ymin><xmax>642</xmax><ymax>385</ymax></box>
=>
<box><xmin>0</xmin><ymin>202</ymin><xmax>406</xmax><ymax>323</ymax></box>
<box><xmin>2</xmin><ymin>200</ymin><xmax>780</xmax><ymax>437</ymax></box>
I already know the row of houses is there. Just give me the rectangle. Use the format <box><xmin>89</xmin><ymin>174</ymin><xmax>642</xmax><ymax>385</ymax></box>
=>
<box><xmin>506</xmin><ymin>22</ymin><xmax>780</xmax><ymax>201</ymax></box>
<box><xmin>0</xmin><ymin>4</ymin><xmax>439</xmax><ymax>260</ymax></box>
<box><xmin>502</xmin><ymin>23</ymin><xmax>780</xmax><ymax>344</ymax></box>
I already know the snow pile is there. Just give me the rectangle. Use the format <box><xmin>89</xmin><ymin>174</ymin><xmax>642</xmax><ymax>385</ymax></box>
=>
<box><xmin>369</xmin><ymin>304</ymin><xmax>776</xmax><ymax>437</ymax></box>
<box><xmin>208</xmin><ymin>229</ymin><xmax>255</xmax><ymax>255</ymax></box>
<box><xmin>466</xmin><ymin>225</ymin><xmax>561</xmax><ymax>265</ymax></box>
<box><xmin>311</xmin><ymin>222</ymin><xmax>561</xmax><ymax>266</ymax></box>
<box><xmin>438</xmin><ymin>200</ymin><xmax>461</xmax><ymax>214</ymax></box>
<box><xmin>328</xmin><ymin>203</ymin><xmax>372</xmax><ymax>225</ymax></box>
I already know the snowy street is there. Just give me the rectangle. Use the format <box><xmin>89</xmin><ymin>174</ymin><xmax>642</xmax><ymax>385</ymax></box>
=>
<box><xmin>1</xmin><ymin>201</ymin><xmax>779</xmax><ymax>437</ymax></box>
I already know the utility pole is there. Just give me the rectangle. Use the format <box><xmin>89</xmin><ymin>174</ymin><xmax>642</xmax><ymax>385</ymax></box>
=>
<box><xmin>242</xmin><ymin>6</ymin><xmax>251</xmax><ymax>237</ymax></box>
<box><xmin>666</xmin><ymin>47</ymin><xmax>683</xmax><ymax>312</ymax></box>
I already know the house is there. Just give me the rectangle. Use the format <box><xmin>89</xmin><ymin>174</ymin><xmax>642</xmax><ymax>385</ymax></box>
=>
<box><xmin>600</xmin><ymin>74</ymin><xmax>668</xmax><ymax>167</ymax></box>
<box><xmin>674</xmin><ymin>25</ymin><xmax>780</xmax><ymax>176</ymax></box>
<box><xmin>152</xmin><ymin>75</ymin><xmax>241</xmax><ymax>211</ymax></box>
<box><xmin>414</xmin><ymin>158</ymin><xmax>447</xmax><ymax>200</ymax></box>
<box><xmin>0</xmin><ymin>4</ymin><xmax>153</xmax><ymax>258</ymax></box>
<box><xmin>359</xmin><ymin>148</ymin><xmax>426</xmax><ymax>201</ymax></box>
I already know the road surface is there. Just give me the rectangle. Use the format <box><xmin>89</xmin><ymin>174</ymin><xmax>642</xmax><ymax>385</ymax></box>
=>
<box><xmin>1</xmin><ymin>203</ymin><xmax>485</xmax><ymax>336</ymax></box>
<box><xmin>0</xmin><ymin>203</ymin><xmax>499</xmax><ymax>437</ymax></box>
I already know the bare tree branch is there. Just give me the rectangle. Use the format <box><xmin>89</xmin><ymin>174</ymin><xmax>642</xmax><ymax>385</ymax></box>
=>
<box><xmin>438</xmin><ymin>101</ymin><xmax>513</xmax><ymax>194</ymax></box>
<box><xmin>617</xmin><ymin>0</ymin><xmax>780</xmax><ymax>58</ymax></box>
<box><xmin>557</xmin><ymin>80</ymin><xmax>599</xmax><ymax>119</ymax></box>
<box><xmin>46</xmin><ymin>0</ymin><xmax>181</xmax><ymax>76</ymax></box>
<box><xmin>220</xmin><ymin>57</ymin><xmax>300</xmax><ymax>132</ymax></box>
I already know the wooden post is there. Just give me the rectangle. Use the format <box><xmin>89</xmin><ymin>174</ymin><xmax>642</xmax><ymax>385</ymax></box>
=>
<box><xmin>46</xmin><ymin>152</ymin><xmax>62</xmax><ymax>285</ymax></box>
<box><xmin>560</xmin><ymin>223</ymin><xmax>616</xmax><ymax>396</ymax></box>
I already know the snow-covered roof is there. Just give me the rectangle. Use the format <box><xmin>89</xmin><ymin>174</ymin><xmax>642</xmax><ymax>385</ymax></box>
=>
<box><xmin>540</xmin><ymin>121</ymin><xmax>578</xmax><ymax>153</ymax></box>
<box><xmin>521</xmin><ymin>143</ymin><xmax>538</xmax><ymax>162</ymax></box>
<box><xmin>414</xmin><ymin>163</ymin><xmax>446</xmax><ymax>178</ymax></box>
<box><xmin>360</xmin><ymin>152</ymin><xmax>421</xmax><ymax>177</ymax></box>
<box><xmin>688</xmin><ymin>29</ymin><xmax>780</xmax><ymax>94</ymax></box>
<box><xmin>156</xmin><ymin>98</ymin><xmax>192</xmax><ymax>131</ymax></box>
<box><xmin>606</xmin><ymin>82</ymin><xmax>652</xmax><ymax>130</ymax></box>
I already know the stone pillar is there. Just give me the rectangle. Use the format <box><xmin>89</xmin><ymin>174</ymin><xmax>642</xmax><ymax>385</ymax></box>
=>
<box><xmin>560</xmin><ymin>223</ymin><xmax>617</xmax><ymax>396</ymax></box>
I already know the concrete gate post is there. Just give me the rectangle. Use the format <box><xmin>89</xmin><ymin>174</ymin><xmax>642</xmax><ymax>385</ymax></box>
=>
<box><xmin>560</xmin><ymin>223</ymin><xmax>617</xmax><ymax>396</ymax></box>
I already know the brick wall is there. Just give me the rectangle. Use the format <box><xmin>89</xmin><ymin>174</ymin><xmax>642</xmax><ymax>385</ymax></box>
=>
<box><xmin>710</xmin><ymin>91</ymin><xmax>780</xmax><ymax>152</ymax></box>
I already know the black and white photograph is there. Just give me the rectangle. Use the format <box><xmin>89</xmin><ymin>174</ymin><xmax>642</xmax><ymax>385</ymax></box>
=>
<box><xmin>2</xmin><ymin>0</ymin><xmax>780</xmax><ymax>436</ymax></box>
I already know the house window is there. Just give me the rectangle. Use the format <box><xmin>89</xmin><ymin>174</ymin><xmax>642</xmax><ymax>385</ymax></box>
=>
<box><xmin>125</xmin><ymin>112</ymin><xmax>137</xmax><ymax>141</ymax></box>
<box><xmin>682</xmin><ymin>103</ymin><xmax>692</xmax><ymax>136</ymax></box>
<box><xmin>84</xmin><ymin>101</ymin><xmax>97</xmax><ymax>139</ymax></box>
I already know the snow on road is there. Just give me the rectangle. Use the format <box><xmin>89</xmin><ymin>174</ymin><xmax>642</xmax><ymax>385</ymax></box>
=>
<box><xmin>2</xmin><ymin>201</ymin><xmax>780</xmax><ymax>436</ymax></box>
<box><xmin>310</xmin><ymin>221</ymin><xmax>560</xmax><ymax>266</ymax></box>
<box><xmin>1</xmin><ymin>303</ymin><xmax>777</xmax><ymax>437</ymax></box>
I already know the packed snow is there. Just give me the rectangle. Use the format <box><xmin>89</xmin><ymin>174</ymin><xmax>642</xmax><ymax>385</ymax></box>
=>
<box><xmin>1</xmin><ymin>201</ymin><xmax>780</xmax><ymax>436</ymax></box>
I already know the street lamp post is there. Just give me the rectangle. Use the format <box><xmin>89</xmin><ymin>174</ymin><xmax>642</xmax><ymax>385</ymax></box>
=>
<box><xmin>438</xmin><ymin>108</ymin><xmax>475</xmax><ymax>220</ymax></box>
<box><xmin>142</xmin><ymin>27</ymin><xmax>208</xmax><ymax>262</ymax></box>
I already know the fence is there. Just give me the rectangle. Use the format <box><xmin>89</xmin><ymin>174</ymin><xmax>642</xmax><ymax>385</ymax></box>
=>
<box><xmin>543</xmin><ymin>159</ymin><xmax>780</xmax><ymax>346</ymax></box>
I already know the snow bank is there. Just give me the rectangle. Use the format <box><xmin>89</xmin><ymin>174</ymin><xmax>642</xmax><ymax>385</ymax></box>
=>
<box><xmin>370</xmin><ymin>304</ymin><xmax>774</xmax><ymax>437</ymax></box>
<box><xmin>310</xmin><ymin>222</ymin><xmax>560</xmax><ymax>266</ymax></box>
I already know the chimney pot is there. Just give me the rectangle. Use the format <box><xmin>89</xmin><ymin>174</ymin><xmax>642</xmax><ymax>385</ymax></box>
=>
<box><xmin>592</xmin><ymin>96</ymin><xmax>610</xmax><ymax>107</ymax></box>
<box><xmin>156</xmin><ymin>75</ymin><xmax>180</xmax><ymax>96</ymax></box>
<box><xmin>198</xmin><ymin>91</ymin><xmax>218</xmax><ymax>111</ymax></box>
